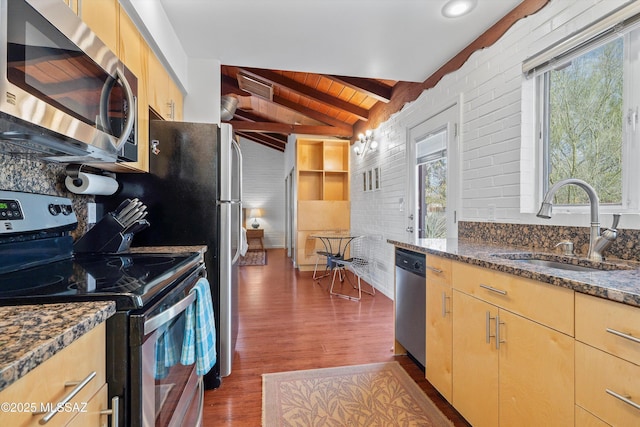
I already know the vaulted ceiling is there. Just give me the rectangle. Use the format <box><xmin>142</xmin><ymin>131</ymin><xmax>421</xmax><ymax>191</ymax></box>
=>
<box><xmin>211</xmin><ymin>0</ymin><xmax>550</xmax><ymax>151</ymax></box>
<box><xmin>221</xmin><ymin>66</ymin><xmax>396</xmax><ymax>151</ymax></box>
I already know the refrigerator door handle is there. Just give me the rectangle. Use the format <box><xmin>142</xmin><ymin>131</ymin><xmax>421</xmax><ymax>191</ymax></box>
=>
<box><xmin>231</xmin><ymin>138</ymin><xmax>243</xmax><ymax>264</ymax></box>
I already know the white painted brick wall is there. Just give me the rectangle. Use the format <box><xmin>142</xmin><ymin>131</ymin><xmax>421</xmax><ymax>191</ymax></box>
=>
<box><xmin>350</xmin><ymin>0</ymin><xmax>630</xmax><ymax>298</ymax></box>
<box><xmin>239</xmin><ymin>138</ymin><xmax>285</xmax><ymax>248</ymax></box>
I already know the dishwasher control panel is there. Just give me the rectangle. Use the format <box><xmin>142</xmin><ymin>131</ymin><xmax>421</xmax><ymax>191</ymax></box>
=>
<box><xmin>395</xmin><ymin>248</ymin><xmax>426</xmax><ymax>276</ymax></box>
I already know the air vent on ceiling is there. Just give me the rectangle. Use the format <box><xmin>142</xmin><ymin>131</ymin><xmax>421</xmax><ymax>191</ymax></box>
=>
<box><xmin>237</xmin><ymin>73</ymin><xmax>274</xmax><ymax>101</ymax></box>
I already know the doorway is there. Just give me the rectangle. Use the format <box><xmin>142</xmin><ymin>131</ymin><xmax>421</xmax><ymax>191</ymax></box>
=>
<box><xmin>407</xmin><ymin>103</ymin><xmax>459</xmax><ymax>243</ymax></box>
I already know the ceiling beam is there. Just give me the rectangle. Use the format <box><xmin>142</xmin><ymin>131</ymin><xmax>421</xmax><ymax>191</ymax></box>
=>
<box><xmin>222</xmin><ymin>72</ymin><xmax>352</xmax><ymax>130</ymax></box>
<box><xmin>229</xmin><ymin>120</ymin><xmax>352</xmax><ymax>138</ymax></box>
<box><xmin>327</xmin><ymin>75</ymin><xmax>392</xmax><ymax>103</ymax></box>
<box><xmin>236</xmin><ymin>131</ymin><xmax>286</xmax><ymax>151</ymax></box>
<box><xmin>221</xmin><ymin>74</ymin><xmax>251</xmax><ymax>96</ymax></box>
<box><xmin>273</xmin><ymin>95</ymin><xmax>352</xmax><ymax>131</ymax></box>
<box><xmin>239</xmin><ymin>67</ymin><xmax>369</xmax><ymax>121</ymax></box>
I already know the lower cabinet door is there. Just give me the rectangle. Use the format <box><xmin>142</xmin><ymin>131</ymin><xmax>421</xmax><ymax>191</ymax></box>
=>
<box><xmin>498</xmin><ymin>310</ymin><xmax>574</xmax><ymax>427</ymax></box>
<box><xmin>452</xmin><ymin>290</ymin><xmax>498</xmax><ymax>427</ymax></box>
<box><xmin>426</xmin><ymin>278</ymin><xmax>452</xmax><ymax>402</ymax></box>
<box><xmin>66</xmin><ymin>384</ymin><xmax>109</xmax><ymax>427</ymax></box>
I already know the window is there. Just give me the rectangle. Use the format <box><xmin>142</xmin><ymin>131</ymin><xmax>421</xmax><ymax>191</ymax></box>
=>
<box><xmin>533</xmin><ymin>22</ymin><xmax>640</xmax><ymax>211</ymax></box>
<box><xmin>416</xmin><ymin>132</ymin><xmax>447</xmax><ymax>239</ymax></box>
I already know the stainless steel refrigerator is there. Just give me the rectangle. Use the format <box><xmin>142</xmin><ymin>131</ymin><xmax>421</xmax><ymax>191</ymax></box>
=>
<box><xmin>97</xmin><ymin>121</ymin><xmax>242</xmax><ymax>389</ymax></box>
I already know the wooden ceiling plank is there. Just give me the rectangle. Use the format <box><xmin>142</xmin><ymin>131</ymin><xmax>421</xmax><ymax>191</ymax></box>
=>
<box><xmin>327</xmin><ymin>75</ymin><xmax>392</xmax><ymax>103</ymax></box>
<box><xmin>273</xmin><ymin>95</ymin><xmax>352</xmax><ymax>131</ymax></box>
<box><xmin>229</xmin><ymin>121</ymin><xmax>352</xmax><ymax>138</ymax></box>
<box><xmin>221</xmin><ymin>74</ymin><xmax>251</xmax><ymax>96</ymax></box>
<box><xmin>239</xmin><ymin>67</ymin><xmax>369</xmax><ymax>121</ymax></box>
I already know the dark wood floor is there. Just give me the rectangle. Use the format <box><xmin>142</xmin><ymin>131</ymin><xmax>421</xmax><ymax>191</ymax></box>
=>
<box><xmin>202</xmin><ymin>249</ymin><xmax>470</xmax><ymax>426</ymax></box>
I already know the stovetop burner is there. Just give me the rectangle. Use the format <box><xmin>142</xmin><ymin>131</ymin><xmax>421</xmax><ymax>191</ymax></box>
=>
<box><xmin>0</xmin><ymin>252</ymin><xmax>202</xmax><ymax>310</ymax></box>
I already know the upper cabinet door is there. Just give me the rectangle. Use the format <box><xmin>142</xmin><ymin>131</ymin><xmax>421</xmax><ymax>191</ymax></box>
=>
<box><xmin>81</xmin><ymin>0</ymin><xmax>119</xmax><ymax>55</ymax></box>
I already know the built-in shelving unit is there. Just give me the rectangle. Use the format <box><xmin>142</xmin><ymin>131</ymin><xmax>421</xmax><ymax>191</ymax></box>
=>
<box><xmin>295</xmin><ymin>138</ymin><xmax>350</xmax><ymax>270</ymax></box>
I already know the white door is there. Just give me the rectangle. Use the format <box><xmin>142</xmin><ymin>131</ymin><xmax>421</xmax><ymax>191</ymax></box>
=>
<box><xmin>407</xmin><ymin>104</ymin><xmax>459</xmax><ymax>243</ymax></box>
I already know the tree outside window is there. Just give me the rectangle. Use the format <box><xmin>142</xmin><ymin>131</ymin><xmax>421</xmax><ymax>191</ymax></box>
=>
<box><xmin>545</xmin><ymin>38</ymin><xmax>623</xmax><ymax>205</ymax></box>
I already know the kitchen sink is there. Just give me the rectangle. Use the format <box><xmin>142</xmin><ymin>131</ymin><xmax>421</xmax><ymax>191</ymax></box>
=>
<box><xmin>491</xmin><ymin>253</ymin><xmax>634</xmax><ymax>272</ymax></box>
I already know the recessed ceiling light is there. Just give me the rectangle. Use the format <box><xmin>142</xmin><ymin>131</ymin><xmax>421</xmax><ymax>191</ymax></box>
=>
<box><xmin>441</xmin><ymin>0</ymin><xmax>478</xmax><ymax>18</ymax></box>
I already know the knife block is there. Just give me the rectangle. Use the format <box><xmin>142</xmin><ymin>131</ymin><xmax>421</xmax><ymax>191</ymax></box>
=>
<box><xmin>74</xmin><ymin>213</ymin><xmax>134</xmax><ymax>253</ymax></box>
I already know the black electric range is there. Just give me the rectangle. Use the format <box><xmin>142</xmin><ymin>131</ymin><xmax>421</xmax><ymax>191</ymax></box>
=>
<box><xmin>0</xmin><ymin>190</ymin><xmax>202</xmax><ymax>311</ymax></box>
<box><xmin>0</xmin><ymin>252</ymin><xmax>201</xmax><ymax>310</ymax></box>
<box><xmin>0</xmin><ymin>190</ymin><xmax>208</xmax><ymax>427</ymax></box>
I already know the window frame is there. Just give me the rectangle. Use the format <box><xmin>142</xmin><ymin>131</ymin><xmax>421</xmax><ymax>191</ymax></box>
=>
<box><xmin>532</xmin><ymin>26</ymin><xmax>640</xmax><ymax>214</ymax></box>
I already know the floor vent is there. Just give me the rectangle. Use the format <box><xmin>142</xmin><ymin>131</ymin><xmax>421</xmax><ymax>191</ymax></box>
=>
<box><xmin>237</xmin><ymin>73</ymin><xmax>274</xmax><ymax>101</ymax></box>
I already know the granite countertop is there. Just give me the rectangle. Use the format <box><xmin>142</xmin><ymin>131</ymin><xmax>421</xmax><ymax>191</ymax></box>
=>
<box><xmin>389</xmin><ymin>238</ymin><xmax>640</xmax><ymax>308</ymax></box>
<box><xmin>0</xmin><ymin>301</ymin><xmax>115</xmax><ymax>392</ymax></box>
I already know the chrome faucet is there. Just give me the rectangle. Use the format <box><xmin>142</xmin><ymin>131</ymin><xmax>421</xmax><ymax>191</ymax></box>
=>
<box><xmin>537</xmin><ymin>178</ymin><xmax>620</xmax><ymax>261</ymax></box>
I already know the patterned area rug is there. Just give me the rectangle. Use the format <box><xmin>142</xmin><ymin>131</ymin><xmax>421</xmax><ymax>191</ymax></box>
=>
<box><xmin>262</xmin><ymin>362</ymin><xmax>454</xmax><ymax>427</ymax></box>
<box><xmin>239</xmin><ymin>250</ymin><xmax>267</xmax><ymax>266</ymax></box>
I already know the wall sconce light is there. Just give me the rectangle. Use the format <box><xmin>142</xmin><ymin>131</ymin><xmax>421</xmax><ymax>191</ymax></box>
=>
<box><xmin>248</xmin><ymin>208</ymin><xmax>263</xmax><ymax>229</ymax></box>
<box><xmin>353</xmin><ymin>129</ymin><xmax>378</xmax><ymax>157</ymax></box>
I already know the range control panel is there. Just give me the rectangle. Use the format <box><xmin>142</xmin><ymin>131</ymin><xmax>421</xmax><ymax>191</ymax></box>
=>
<box><xmin>0</xmin><ymin>199</ymin><xmax>23</xmax><ymax>220</ymax></box>
<box><xmin>0</xmin><ymin>190</ymin><xmax>77</xmax><ymax>234</ymax></box>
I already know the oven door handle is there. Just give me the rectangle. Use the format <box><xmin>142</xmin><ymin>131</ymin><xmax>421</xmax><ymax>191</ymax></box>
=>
<box><xmin>144</xmin><ymin>291</ymin><xmax>196</xmax><ymax>335</ymax></box>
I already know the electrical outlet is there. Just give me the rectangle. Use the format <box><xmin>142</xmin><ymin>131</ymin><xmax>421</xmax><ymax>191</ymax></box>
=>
<box><xmin>87</xmin><ymin>202</ymin><xmax>96</xmax><ymax>224</ymax></box>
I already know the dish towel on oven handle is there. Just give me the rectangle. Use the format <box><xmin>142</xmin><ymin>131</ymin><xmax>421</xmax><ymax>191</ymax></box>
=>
<box><xmin>181</xmin><ymin>277</ymin><xmax>217</xmax><ymax>375</ymax></box>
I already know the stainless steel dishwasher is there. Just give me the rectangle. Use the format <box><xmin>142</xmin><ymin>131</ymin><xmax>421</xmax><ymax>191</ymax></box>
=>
<box><xmin>395</xmin><ymin>248</ymin><xmax>426</xmax><ymax>367</ymax></box>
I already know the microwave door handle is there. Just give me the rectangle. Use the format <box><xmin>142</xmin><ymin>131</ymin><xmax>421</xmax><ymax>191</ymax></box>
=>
<box><xmin>114</xmin><ymin>67</ymin><xmax>135</xmax><ymax>150</ymax></box>
<box><xmin>98</xmin><ymin>76</ymin><xmax>117</xmax><ymax>135</ymax></box>
<box><xmin>144</xmin><ymin>291</ymin><xmax>196</xmax><ymax>335</ymax></box>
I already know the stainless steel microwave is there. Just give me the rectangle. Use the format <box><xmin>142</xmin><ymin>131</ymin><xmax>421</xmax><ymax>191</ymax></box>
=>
<box><xmin>0</xmin><ymin>0</ymin><xmax>137</xmax><ymax>163</ymax></box>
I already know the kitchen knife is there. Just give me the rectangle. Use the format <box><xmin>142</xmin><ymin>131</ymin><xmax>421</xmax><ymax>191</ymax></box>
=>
<box><xmin>120</xmin><ymin>207</ymin><xmax>140</xmax><ymax>228</ymax></box>
<box><xmin>114</xmin><ymin>199</ymin><xmax>131</xmax><ymax>215</ymax></box>
<box><xmin>116</xmin><ymin>198</ymin><xmax>140</xmax><ymax>222</ymax></box>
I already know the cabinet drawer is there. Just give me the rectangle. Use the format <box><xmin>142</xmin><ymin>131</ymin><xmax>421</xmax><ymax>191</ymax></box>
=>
<box><xmin>426</xmin><ymin>255</ymin><xmax>451</xmax><ymax>283</ymax></box>
<box><xmin>576</xmin><ymin>292</ymin><xmax>640</xmax><ymax>365</ymax></box>
<box><xmin>576</xmin><ymin>342</ymin><xmax>640</xmax><ymax>426</ymax></box>
<box><xmin>0</xmin><ymin>324</ymin><xmax>106</xmax><ymax>427</ymax></box>
<box><xmin>453</xmin><ymin>262</ymin><xmax>574</xmax><ymax>335</ymax></box>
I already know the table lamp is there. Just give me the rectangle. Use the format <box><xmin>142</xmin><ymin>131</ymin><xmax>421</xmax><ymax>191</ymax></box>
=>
<box><xmin>249</xmin><ymin>208</ymin><xmax>262</xmax><ymax>229</ymax></box>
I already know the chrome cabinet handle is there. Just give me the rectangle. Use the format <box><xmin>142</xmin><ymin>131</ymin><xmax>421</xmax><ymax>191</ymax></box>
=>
<box><xmin>606</xmin><ymin>389</ymin><xmax>640</xmax><ymax>411</ymax></box>
<box><xmin>480</xmin><ymin>284</ymin><xmax>508</xmax><ymax>295</ymax></box>
<box><xmin>606</xmin><ymin>328</ymin><xmax>640</xmax><ymax>344</ymax></box>
<box><xmin>426</xmin><ymin>266</ymin><xmax>443</xmax><ymax>274</ymax></box>
<box><xmin>34</xmin><ymin>371</ymin><xmax>96</xmax><ymax>424</ymax></box>
<box><xmin>496</xmin><ymin>315</ymin><xmax>505</xmax><ymax>350</ymax></box>
<box><xmin>441</xmin><ymin>292</ymin><xmax>450</xmax><ymax>318</ymax></box>
<box><xmin>486</xmin><ymin>311</ymin><xmax>496</xmax><ymax>344</ymax></box>
<box><xmin>100</xmin><ymin>396</ymin><xmax>120</xmax><ymax>427</ymax></box>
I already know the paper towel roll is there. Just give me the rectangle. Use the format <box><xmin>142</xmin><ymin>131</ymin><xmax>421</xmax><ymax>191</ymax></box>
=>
<box><xmin>65</xmin><ymin>172</ymin><xmax>119</xmax><ymax>195</ymax></box>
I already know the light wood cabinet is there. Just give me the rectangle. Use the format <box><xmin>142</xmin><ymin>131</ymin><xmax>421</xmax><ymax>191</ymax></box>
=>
<box><xmin>80</xmin><ymin>0</ymin><xmax>119</xmax><ymax>55</ymax></box>
<box><xmin>575</xmin><ymin>293</ymin><xmax>640</xmax><ymax>425</ymax></box>
<box><xmin>0</xmin><ymin>324</ymin><xmax>108</xmax><ymax>427</ymax></box>
<box><xmin>575</xmin><ymin>406</ymin><xmax>610</xmax><ymax>427</ymax></box>
<box><xmin>147</xmin><ymin>50</ymin><xmax>183</xmax><ymax>121</ymax></box>
<box><xmin>425</xmin><ymin>254</ymin><xmax>453</xmax><ymax>402</ymax></box>
<box><xmin>452</xmin><ymin>290</ymin><xmax>499</xmax><ymax>427</ymax></box>
<box><xmin>452</xmin><ymin>263</ymin><xmax>575</xmax><ymax>427</ymax></box>
<box><xmin>295</xmin><ymin>138</ymin><xmax>350</xmax><ymax>270</ymax></box>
